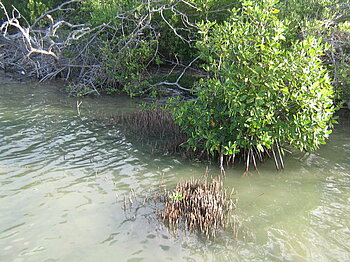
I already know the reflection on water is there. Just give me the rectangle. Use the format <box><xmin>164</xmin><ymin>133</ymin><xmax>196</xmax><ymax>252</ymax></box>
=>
<box><xmin>0</xmin><ymin>73</ymin><xmax>349</xmax><ymax>262</ymax></box>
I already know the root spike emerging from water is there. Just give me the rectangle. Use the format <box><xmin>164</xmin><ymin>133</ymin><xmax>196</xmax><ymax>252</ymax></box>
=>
<box><xmin>158</xmin><ymin>177</ymin><xmax>236</xmax><ymax>238</ymax></box>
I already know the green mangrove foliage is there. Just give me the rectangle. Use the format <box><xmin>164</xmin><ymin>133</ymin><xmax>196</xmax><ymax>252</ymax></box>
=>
<box><xmin>0</xmin><ymin>0</ymin><xmax>66</xmax><ymax>22</ymax></box>
<box><xmin>172</xmin><ymin>0</ymin><xmax>336</xmax><ymax>171</ymax></box>
<box><xmin>277</xmin><ymin>0</ymin><xmax>350</xmax><ymax>106</ymax></box>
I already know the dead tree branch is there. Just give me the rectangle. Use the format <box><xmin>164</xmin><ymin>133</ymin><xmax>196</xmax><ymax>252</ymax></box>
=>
<box><xmin>150</xmin><ymin>56</ymin><xmax>200</xmax><ymax>92</ymax></box>
<box><xmin>0</xmin><ymin>0</ymin><xmax>209</xmax><ymax>95</ymax></box>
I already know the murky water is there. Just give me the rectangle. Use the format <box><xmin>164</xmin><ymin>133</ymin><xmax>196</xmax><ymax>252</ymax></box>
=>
<box><xmin>1</xmin><ymin>73</ymin><xmax>349</xmax><ymax>262</ymax></box>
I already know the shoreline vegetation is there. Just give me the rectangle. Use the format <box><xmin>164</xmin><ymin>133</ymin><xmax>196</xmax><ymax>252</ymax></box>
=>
<box><xmin>1</xmin><ymin>0</ymin><xmax>349</xmax><ymax>171</ymax></box>
<box><xmin>122</xmin><ymin>171</ymin><xmax>240</xmax><ymax>239</ymax></box>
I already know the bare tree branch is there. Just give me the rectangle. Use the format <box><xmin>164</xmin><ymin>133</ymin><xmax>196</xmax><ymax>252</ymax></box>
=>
<box><xmin>0</xmin><ymin>0</ymin><xmax>207</xmax><ymax>95</ymax></box>
<box><xmin>150</xmin><ymin>56</ymin><xmax>200</xmax><ymax>92</ymax></box>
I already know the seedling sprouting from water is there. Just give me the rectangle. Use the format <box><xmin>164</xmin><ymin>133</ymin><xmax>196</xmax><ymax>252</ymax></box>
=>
<box><xmin>169</xmin><ymin>191</ymin><xmax>185</xmax><ymax>201</ymax></box>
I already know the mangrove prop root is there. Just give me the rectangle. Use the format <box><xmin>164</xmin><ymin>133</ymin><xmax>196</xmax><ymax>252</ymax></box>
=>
<box><xmin>157</xmin><ymin>177</ymin><xmax>236</xmax><ymax>238</ymax></box>
<box><xmin>109</xmin><ymin>108</ymin><xmax>189</xmax><ymax>154</ymax></box>
<box><xmin>110</xmin><ymin>108</ymin><xmax>287</xmax><ymax>171</ymax></box>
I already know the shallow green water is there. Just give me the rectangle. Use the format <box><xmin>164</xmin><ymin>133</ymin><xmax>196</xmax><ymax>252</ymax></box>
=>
<box><xmin>0</xmin><ymin>73</ymin><xmax>349</xmax><ymax>262</ymax></box>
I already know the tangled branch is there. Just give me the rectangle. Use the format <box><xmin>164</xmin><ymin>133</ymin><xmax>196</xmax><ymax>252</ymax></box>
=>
<box><xmin>0</xmin><ymin>0</ymin><xmax>204</xmax><ymax>96</ymax></box>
